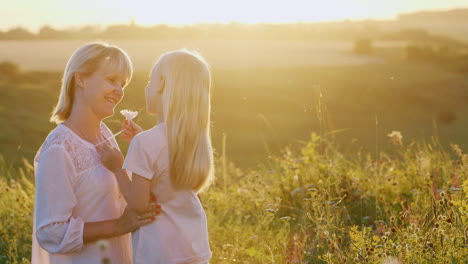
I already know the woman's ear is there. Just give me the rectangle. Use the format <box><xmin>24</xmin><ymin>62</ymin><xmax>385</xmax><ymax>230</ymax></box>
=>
<box><xmin>158</xmin><ymin>76</ymin><xmax>165</xmax><ymax>94</ymax></box>
<box><xmin>74</xmin><ymin>72</ymin><xmax>86</xmax><ymax>89</ymax></box>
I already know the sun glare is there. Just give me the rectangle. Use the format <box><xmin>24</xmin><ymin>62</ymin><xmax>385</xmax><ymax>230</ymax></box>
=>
<box><xmin>1</xmin><ymin>0</ymin><xmax>468</xmax><ymax>31</ymax></box>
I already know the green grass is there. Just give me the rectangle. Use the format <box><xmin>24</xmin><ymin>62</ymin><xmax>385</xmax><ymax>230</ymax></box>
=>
<box><xmin>1</xmin><ymin>135</ymin><xmax>467</xmax><ymax>263</ymax></box>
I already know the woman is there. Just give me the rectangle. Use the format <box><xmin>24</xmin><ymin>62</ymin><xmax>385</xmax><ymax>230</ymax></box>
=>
<box><xmin>32</xmin><ymin>42</ymin><xmax>158</xmax><ymax>263</ymax></box>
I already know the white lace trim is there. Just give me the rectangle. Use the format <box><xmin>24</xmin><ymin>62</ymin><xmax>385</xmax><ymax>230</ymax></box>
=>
<box><xmin>35</xmin><ymin>123</ymin><xmax>114</xmax><ymax>176</ymax></box>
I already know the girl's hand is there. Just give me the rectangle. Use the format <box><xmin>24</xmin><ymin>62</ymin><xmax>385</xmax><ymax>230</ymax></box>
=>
<box><xmin>98</xmin><ymin>143</ymin><xmax>124</xmax><ymax>173</ymax></box>
<box><xmin>117</xmin><ymin>203</ymin><xmax>159</xmax><ymax>234</ymax></box>
<box><xmin>120</xmin><ymin>120</ymin><xmax>143</xmax><ymax>143</ymax></box>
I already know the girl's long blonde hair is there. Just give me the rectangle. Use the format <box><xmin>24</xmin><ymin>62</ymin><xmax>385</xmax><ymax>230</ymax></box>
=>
<box><xmin>155</xmin><ymin>50</ymin><xmax>214</xmax><ymax>193</ymax></box>
<box><xmin>50</xmin><ymin>42</ymin><xmax>132</xmax><ymax>124</ymax></box>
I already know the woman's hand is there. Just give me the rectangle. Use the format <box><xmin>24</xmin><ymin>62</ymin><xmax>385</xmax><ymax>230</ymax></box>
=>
<box><xmin>98</xmin><ymin>143</ymin><xmax>124</xmax><ymax>173</ymax></box>
<box><xmin>117</xmin><ymin>203</ymin><xmax>159</xmax><ymax>234</ymax></box>
<box><xmin>120</xmin><ymin>120</ymin><xmax>143</xmax><ymax>143</ymax></box>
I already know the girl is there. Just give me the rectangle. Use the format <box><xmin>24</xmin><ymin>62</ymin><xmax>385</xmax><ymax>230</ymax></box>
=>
<box><xmin>102</xmin><ymin>50</ymin><xmax>214</xmax><ymax>264</ymax></box>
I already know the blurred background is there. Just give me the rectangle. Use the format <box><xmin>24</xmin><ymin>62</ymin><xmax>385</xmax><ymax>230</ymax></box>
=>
<box><xmin>1</xmin><ymin>0</ymin><xmax>468</xmax><ymax>168</ymax></box>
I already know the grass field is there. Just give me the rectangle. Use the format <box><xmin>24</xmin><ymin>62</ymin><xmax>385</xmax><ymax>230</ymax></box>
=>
<box><xmin>1</xmin><ymin>134</ymin><xmax>467</xmax><ymax>263</ymax></box>
<box><xmin>0</xmin><ymin>40</ymin><xmax>467</xmax><ymax>263</ymax></box>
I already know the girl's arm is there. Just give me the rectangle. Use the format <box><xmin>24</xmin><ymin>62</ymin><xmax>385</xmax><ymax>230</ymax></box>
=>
<box><xmin>99</xmin><ymin>144</ymin><xmax>131</xmax><ymax>200</ymax></box>
<box><xmin>128</xmin><ymin>173</ymin><xmax>152</xmax><ymax>213</ymax></box>
<box><xmin>99</xmin><ymin>145</ymin><xmax>156</xmax><ymax>212</ymax></box>
<box><xmin>111</xmin><ymin>168</ymin><xmax>132</xmax><ymax>202</ymax></box>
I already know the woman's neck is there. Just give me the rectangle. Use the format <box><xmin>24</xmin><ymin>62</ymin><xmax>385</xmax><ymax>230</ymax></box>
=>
<box><xmin>65</xmin><ymin>104</ymin><xmax>102</xmax><ymax>141</ymax></box>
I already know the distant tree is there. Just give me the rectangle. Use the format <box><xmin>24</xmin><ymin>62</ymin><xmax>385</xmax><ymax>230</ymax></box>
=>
<box><xmin>38</xmin><ymin>25</ymin><xmax>61</xmax><ymax>39</ymax></box>
<box><xmin>0</xmin><ymin>61</ymin><xmax>21</xmax><ymax>83</ymax></box>
<box><xmin>353</xmin><ymin>38</ymin><xmax>373</xmax><ymax>55</ymax></box>
<box><xmin>438</xmin><ymin>111</ymin><xmax>457</xmax><ymax>125</ymax></box>
<box><xmin>3</xmin><ymin>27</ymin><xmax>34</xmax><ymax>40</ymax></box>
<box><xmin>74</xmin><ymin>25</ymin><xmax>101</xmax><ymax>39</ymax></box>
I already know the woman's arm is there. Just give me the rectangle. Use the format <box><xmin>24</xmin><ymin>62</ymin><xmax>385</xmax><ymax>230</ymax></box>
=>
<box><xmin>83</xmin><ymin>205</ymin><xmax>156</xmax><ymax>244</ymax></box>
<box><xmin>35</xmin><ymin>146</ymin><xmax>157</xmax><ymax>253</ymax></box>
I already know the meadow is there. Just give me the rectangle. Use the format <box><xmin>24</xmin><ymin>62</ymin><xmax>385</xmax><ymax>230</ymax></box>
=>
<box><xmin>0</xmin><ymin>38</ymin><xmax>467</xmax><ymax>263</ymax></box>
<box><xmin>1</xmin><ymin>133</ymin><xmax>467</xmax><ymax>263</ymax></box>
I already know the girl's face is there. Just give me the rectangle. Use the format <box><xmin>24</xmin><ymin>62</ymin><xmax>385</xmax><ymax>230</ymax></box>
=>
<box><xmin>145</xmin><ymin>66</ymin><xmax>164</xmax><ymax>118</ymax></box>
<box><xmin>77</xmin><ymin>64</ymin><xmax>127</xmax><ymax>120</ymax></box>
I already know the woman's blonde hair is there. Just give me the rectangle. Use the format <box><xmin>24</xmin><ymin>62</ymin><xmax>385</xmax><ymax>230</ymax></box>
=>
<box><xmin>50</xmin><ymin>42</ymin><xmax>133</xmax><ymax>124</ymax></box>
<box><xmin>155</xmin><ymin>50</ymin><xmax>214</xmax><ymax>193</ymax></box>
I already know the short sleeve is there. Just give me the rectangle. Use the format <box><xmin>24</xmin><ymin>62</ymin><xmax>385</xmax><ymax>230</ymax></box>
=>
<box><xmin>34</xmin><ymin>146</ymin><xmax>84</xmax><ymax>254</ymax></box>
<box><xmin>123</xmin><ymin>135</ymin><xmax>155</xmax><ymax>180</ymax></box>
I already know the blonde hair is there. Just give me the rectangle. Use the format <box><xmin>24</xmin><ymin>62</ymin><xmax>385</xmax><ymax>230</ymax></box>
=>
<box><xmin>50</xmin><ymin>42</ymin><xmax>133</xmax><ymax>124</ymax></box>
<box><xmin>155</xmin><ymin>50</ymin><xmax>214</xmax><ymax>193</ymax></box>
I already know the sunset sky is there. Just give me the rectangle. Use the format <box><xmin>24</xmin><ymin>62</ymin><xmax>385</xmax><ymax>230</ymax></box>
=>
<box><xmin>2</xmin><ymin>0</ymin><xmax>468</xmax><ymax>32</ymax></box>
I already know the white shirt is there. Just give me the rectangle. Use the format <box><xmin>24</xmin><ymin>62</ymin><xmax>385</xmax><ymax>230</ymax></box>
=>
<box><xmin>32</xmin><ymin>123</ymin><xmax>132</xmax><ymax>264</ymax></box>
<box><xmin>123</xmin><ymin>123</ymin><xmax>211</xmax><ymax>264</ymax></box>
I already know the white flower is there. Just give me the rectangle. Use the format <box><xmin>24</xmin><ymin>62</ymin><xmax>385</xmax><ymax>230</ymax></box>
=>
<box><xmin>387</xmin><ymin>130</ymin><xmax>403</xmax><ymax>145</ymax></box>
<box><xmin>97</xmin><ymin>239</ymin><xmax>109</xmax><ymax>251</ymax></box>
<box><xmin>120</xmin><ymin>109</ymin><xmax>138</xmax><ymax>121</ymax></box>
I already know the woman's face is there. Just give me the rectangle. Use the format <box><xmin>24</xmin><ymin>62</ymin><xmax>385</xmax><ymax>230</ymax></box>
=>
<box><xmin>79</xmin><ymin>64</ymin><xmax>127</xmax><ymax>119</ymax></box>
<box><xmin>145</xmin><ymin>66</ymin><xmax>164</xmax><ymax>118</ymax></box>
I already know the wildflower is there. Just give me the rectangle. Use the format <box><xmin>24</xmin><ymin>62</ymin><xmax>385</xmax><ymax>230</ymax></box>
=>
<box><xmin>390</xmin><ymin>216</ymin><xmax>395</xmax><ymax>222</ymax></box>
<box><xmin>451</xmin><ymin>144</ymin><xmax>465</xmax><ymax>158</ymax></box>
<box><xmin>120</xmin><ymin>109</ymin><xmax>138</xmax><ymax>121</ymax></box>
<box><xmin>97</xmin><ymin>239</ymin><xmax>109</xmax><ymax>251</ymax></box>
<box><xmin>387</xmin><ymin>131</ymin><xmax>403</xmax><ymax>145</ymax></box>
<box><xmin>382</xmin><ymin>256</ymin><xmax>400</xmax><ymax>264</ymax></box>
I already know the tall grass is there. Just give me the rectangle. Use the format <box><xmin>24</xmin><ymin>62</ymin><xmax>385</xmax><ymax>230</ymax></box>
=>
<box><xmin>0</xmin><ymin>157</ymin><xmax>33</xmax><ymax>264</ymax></box>
<box><xmin>0</xmin><ymin>134</ymin><xmax>467</xmax><ymax>263</ymax></box>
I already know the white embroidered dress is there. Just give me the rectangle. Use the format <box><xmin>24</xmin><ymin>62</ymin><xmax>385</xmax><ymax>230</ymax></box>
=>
<box><xmin>32</xmin><ymin>123</ymin><xmax>132</xmax><ymax>264</ymax></box>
